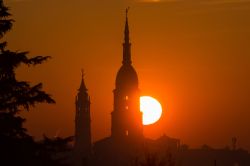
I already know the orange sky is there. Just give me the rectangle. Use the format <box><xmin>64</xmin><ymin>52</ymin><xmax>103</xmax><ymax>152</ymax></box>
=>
<box><xmin>4</xmin><ymin>0</ymin><xmax>250</xmax><ymax>150</ymax></box>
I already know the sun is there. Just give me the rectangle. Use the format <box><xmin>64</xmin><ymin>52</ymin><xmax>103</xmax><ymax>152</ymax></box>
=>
<box><xmin>140</xmin><ymin>96</ymin><xmax>162</xmax><ymax>125</ymax></box>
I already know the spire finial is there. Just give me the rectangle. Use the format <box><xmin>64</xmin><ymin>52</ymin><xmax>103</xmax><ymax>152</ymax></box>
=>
<box><xmin>81</xmin><ymin>69</ymin><xmax>84</xmax><ymax>79</ymax></box>
<box><xmin>79</xmin><ymin>69</ymin><xmax>87</xmax><ymax>91</ymax></box>
<box><xmin>126</xmin><ymin>7</ymin><xmax>130</xmax><ymax>18</ymax></box>
<box><xmin>123</xmin><ymin>7</ymin><xmax>132</xmax><ymax>65</ymax></box>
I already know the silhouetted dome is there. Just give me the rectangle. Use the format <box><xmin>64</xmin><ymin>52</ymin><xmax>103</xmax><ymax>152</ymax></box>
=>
<box><xmin>115</xmin><ymin>64</ymin><xmax>138</xmax><ymax>89</ymax></box>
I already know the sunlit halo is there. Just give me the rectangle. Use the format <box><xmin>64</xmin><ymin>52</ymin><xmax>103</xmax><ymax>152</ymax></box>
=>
<box><xmin>140</xmin><ymin>96</ymin><xmax>162</xmax><ymax>125</ymax></box>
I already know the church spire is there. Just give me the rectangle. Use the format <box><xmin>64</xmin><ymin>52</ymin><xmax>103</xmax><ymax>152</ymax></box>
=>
<box><xmin>123</xmin><ymin>7</ymin><xmax>132</xmax><ymax>66</ymax></box>
<box><xmin>75</xmin><ymin>70</ymin><xmax>91</xmax><ymax>165</ymax></box>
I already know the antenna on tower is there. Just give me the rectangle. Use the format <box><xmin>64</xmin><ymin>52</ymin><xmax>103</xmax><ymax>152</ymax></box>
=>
<box><xmin>126</xmin><ymin>7</ymin><xmax>130</xmax><ymax>16</ymax></box>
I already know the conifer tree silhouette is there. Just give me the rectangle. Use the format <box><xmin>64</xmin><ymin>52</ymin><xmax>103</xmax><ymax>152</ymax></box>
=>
<box><xmin>0</xmin><ymin>0</ymin><xmax>54</xmax><ymax>140</ymax></box>
<box><xmin>0</xmin><ymin>1</ymin><xmax>70</xmax><ymax>165</ymax></box>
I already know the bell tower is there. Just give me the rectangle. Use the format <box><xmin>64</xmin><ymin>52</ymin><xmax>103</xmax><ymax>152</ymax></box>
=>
<box><xmin>111</xmin><ymin>9</ymin><xmax>143</xmax><ymax>142</ymax></box>
<box><xmin>74</xmin><ymin>71</ymin><xmax>91</xmax><ymax>165</ymax></box>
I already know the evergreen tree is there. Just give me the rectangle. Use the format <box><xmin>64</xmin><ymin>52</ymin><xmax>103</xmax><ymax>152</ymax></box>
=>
<box><xmin>0</xmin><ymin>0</ymin><xmax>55</xmax><ymax>136</ymax></box>
<box><xmin>0</xmin><ymin>0</ymin><xmax>54</xmax><ymax>113</ymax></box>
<box><xmin>0</xmin><ymin>1</ymin><xmax>72</xmax><ymax>165</ymax></box>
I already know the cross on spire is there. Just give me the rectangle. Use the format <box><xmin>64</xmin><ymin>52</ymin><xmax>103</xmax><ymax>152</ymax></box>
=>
<box><xmin>126</xmin><ymin>7</ymin><xmax>130</xmax><ymax>18</ymax></box>
<box><xmin>81</xmin><ymin>69</ymin><xmax>85</xmax><ymax>79</ymax></box>
<box><xmin>79</xmin><ymin>69</ymin><xmax>87</xmax><ymax>91</ymax></box>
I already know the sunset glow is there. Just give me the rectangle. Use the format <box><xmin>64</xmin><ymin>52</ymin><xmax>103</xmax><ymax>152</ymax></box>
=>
<box><xmin>4</xmin><ymin>0</ymin><xmax>250</xmax><ymax>152</ymax></box>
<box><xmin>140</xmin><ymin>96</ymin><xmax>162</xmax><ymax>125</ymax></box>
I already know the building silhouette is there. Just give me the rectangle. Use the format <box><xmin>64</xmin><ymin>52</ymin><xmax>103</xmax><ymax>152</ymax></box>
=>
<box><xmin>73</xmin><ymin>10</ymin><xmax>250</xmax><ymax>166</ymax></box>
<box><xmin>74</xmin><ymin>71</ymin><xmax>91</xmax><ymax>166</ymax></box>
<box><xmin>111</xmin><ymin>8</ymin><xmax>143</xmax><ymax>142</ymax></box>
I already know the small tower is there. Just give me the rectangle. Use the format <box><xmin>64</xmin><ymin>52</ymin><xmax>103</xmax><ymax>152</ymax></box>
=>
<box><xmin>74</xmin><ymin>71</ymin><xmax>91</xmax><ymax>166</ymax></box>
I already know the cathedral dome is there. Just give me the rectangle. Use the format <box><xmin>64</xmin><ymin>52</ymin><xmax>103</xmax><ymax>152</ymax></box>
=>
<box><xmin>115</xmin><ymin>64</ymin><xmax>138</xmax><ymax>89</ymax></box>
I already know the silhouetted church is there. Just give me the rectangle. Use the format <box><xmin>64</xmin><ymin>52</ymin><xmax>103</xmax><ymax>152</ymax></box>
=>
<box><xmin>73</xmin><ymin>10</ymin><xmax>250</xmax><ymax>166</ymax></box>
<box><xmin>73</xmin><ymin>9</ymin><xmax>179</xmax><ymax>166</ymax></box>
